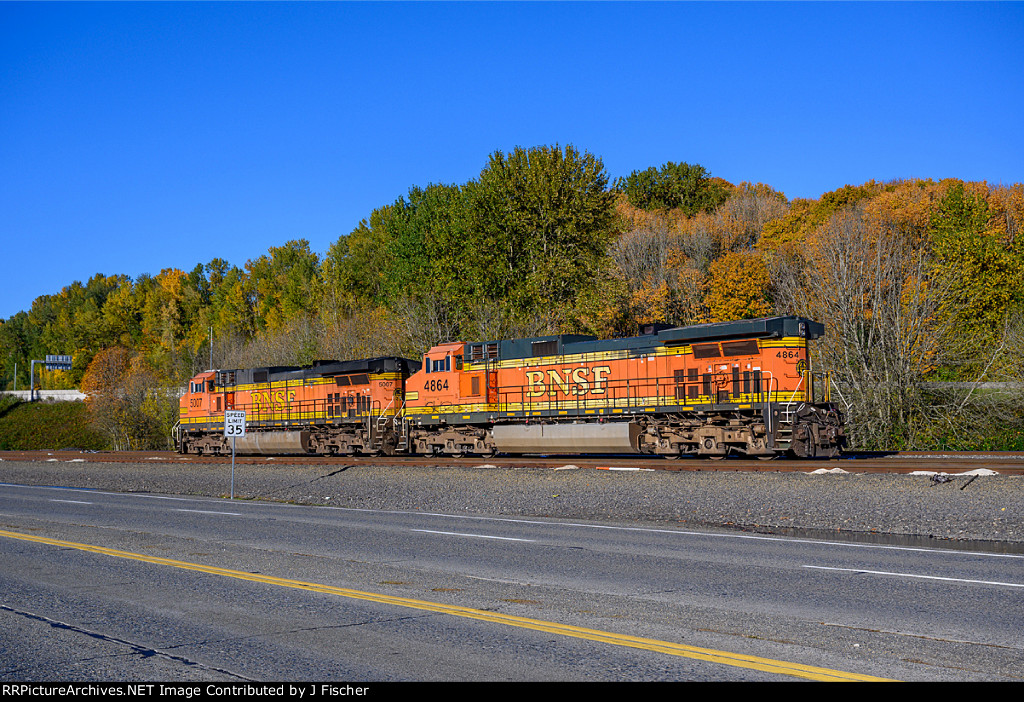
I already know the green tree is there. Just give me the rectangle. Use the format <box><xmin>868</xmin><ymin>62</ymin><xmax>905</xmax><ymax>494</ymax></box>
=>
<box><xmin>470</xmin><ymin>144</ymin><xmax>617</xmax><ymax>313</ymax></box>
<box><xmin>328</xmin><ymin>183</ymin><xmax>474</xmax><ymax>308</ymax></box>
<box><xmin>0</xmin><ymin>312</ymin><xmax>30</xmax><ymax>390</ymax></box>
<box><xmin>245</xmin><ymin>240</ymin><xmax>321</xmax><ymax>331</ymax></box>
<box><xmin>210</xmin><ymin>266</ymin><xmax>257</xmax><ymax>339</ymax></box>
<box><xmin>325</xmin><ymin>145</ymin><xmax>618</xmax><ymax>341</ymax></box>
<box><xmin>615</xmin><ymin>161</ymin><xmax>728</xmax><ymax>216</ymax></box>
<box><xmin>929</xmin><ymin>182</ymin><xmax>1024</xmax><ymax>365</ymax></box>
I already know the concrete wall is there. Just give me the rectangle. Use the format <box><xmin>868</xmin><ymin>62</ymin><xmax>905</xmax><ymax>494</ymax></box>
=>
<box><xmin>0</xmin><ymin>390</ymin><xmax>88</xmax><ymax>402</ymax></box>
<box><xmin>0</xmin><ymin>388</ymin><xmax>186</xmax><ymax>401</ymax></box>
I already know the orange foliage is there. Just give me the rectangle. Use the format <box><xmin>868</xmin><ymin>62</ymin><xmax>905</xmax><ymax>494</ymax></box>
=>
<box><xmin>80</xmin><ymin>347</ymin><xmax>133</xmax><ymax>404</ymax></box>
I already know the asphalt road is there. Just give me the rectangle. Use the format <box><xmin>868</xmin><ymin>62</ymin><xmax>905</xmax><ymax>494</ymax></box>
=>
<box><xmin>1</xmin><ymin>481</ymin><xmax>1021</xmax><ymax>682</ymax></box>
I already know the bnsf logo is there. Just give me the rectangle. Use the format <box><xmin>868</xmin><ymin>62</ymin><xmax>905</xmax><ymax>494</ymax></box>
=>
<box><xmin>525</xmin><ymin>366</ymin><xmax>611</xmax><ymax>398</ymax></box>
<box><xmin>252</xmin><ymin>390</ymin><xmax>295</xmax><ymax>410</ymax></box>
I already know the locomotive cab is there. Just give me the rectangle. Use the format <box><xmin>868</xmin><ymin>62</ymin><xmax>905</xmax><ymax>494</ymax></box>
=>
<box><xmin>180</xmin><ymin>371</ymin><xmax>216</xmax><ymax>421</ymax></box>
<box><xmin>414</xmin><ymin>342</ymin><xmax>465</xmax><ymax>410</ymax></box>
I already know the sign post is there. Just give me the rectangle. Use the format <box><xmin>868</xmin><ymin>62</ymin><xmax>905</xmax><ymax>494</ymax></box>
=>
<box><xmin>224</xmin><ymin>410</ymin><xmax>246</xmax><ymax>499</ymax></box>
<box><xmin>29</xmin><ymin>355</ymin><xmax>73</xmax><ymax>401</ymax></box>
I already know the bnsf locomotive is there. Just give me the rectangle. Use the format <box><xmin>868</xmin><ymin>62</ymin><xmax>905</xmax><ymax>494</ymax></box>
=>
<box><xmin>175</xmin><ymin>316</ymin><xmax>846</xmax><ymax>459</ymax></box>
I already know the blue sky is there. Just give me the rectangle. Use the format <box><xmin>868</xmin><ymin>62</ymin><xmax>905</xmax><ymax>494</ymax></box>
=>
<box><xmin>2</xmin><ymin>2</ymin><xmax>1022</xmax><ymax>320</ymax></box>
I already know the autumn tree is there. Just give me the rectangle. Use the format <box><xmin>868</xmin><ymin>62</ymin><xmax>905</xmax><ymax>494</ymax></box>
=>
<box><xmin>606</xmin><ymin>212</ymin><xmax>683</xmax><ymax>329</ymax></box>
<box><xmin>103</xmin><ymin>279</ymin><xmax>144</xmax><ymax>348</ymax></box>
<box><xmin>776</xmin><ymin>203</ymin><xmax>964</xmax><ymax>449</ymax></box>
<box><xmin>599</xmin><ymin>198</ymin><xmax>710</xmax><ymax>334</ymax></box>
<box><xmin>704</xmin><ymin>251</ymin><xmax>772</xmax><ymax>322</ymax></box>
<box><xmin>136</xmin><ymin>267</ymin><xmax>212</xmax><ymax>381</ymax></box>
<box><xmin>760</xmin><ymin>182</ymin><xmax>886</xmax><ymax>254</ymax></box>
<box><xmin>80</xmin><ymin>347</ymin><xmax>164</xmax><ymax>450</ymax></box>
<box><xmin>602</xmin><ymin>182</ymin><xmax>786</xmax><ymax>333</ymax></box>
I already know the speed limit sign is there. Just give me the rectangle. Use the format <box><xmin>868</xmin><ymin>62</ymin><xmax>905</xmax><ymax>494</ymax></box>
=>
<box><xmin>225</xmin><ymin>410</ymin><xmax>246</xmax><ymax>437</ymax></box>
<box><xmin>224</xmin><ymin>410</ymin><xmax>246</xmax><ymax>500</ymax></box>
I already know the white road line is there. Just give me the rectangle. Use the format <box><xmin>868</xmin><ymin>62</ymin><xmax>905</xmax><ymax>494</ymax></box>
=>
<box><xmin>404</xmin><ymin>512</ymin><xmax>1024</xmax><ymax>560</ymax></box>
<box><xmin>323</xmin><ymin>505</ymin><xmax>1024</xmax><ymax>559</ymax></box>
<box><xmin>173</xmin><ymin>508</ymin><xmax>243</xmax><ymax>516</ymax></box>
<box><xmin>49</xmin><ymin>499</ymin><xmax>92</xmax><ymax>505</ymax></box>
<box><xmin>412</xmin><ymin>529</ymin><xmax>535</xmax><ymax>542</ymax></box>
<box><xmin>803</xmin><ymin>565</ymin><xmax>1024</xmax><ymax>588</ymax></box>
<box><xmin>129</xmin><ymin>494</ymin><xmax>193</xmax><ymax>501</ymax></box>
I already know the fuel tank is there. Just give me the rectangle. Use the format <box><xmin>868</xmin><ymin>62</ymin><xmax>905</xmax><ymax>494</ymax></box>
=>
<box><xmin>491</xmin><ymin>422</ymin><xmax>641</xmax><ymax>454</ymax></box>
<box><xmin>231</xmin><ymin>430</ymin><xmax>310</xmax><ymax>455</ymax></box>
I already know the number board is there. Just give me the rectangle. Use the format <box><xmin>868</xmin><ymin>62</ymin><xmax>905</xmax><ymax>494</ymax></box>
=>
<box><xmin>224</xmin><ymin>410</ymin><xmax>247</xmax><ymax>438</ymax></box>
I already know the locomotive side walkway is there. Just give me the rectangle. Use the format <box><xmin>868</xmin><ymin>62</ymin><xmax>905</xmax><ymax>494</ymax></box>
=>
<box><xmin>1</xmin><ymin>454</ymin><xmax>1021</xmax><ymax>547</ymax></box>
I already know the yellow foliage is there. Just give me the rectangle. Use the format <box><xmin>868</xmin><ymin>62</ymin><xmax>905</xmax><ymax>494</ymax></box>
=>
<box><xmin>862</xmin><ymin>179</ymin><xmax>944</xmax><ymax>242</ymax></box>
<box><xmin>157</xmin><ymin>268</ymin><xmax>187</xmax><ymax>299</ymax></box>
<box><xmin>80</xmin><ymin>347</ymin><xmax>132</xmax><ymax>402</ymax></box>
<box><xmin>671</xmin><ymin>264</ymin><xmax>709</xmax><ymax>325</ymax></box>
<box><xmin>758</xmin><ymin>198</ymin><xmax>817</xmax><ymax>251</ymax></box>
<box><xmin>985</xmin><ymin>183</ymin><xmax>1024</xmax><ymax>246</ymax></box>
<box><xmin>704</xmin><ymin>251</ymin><xmax>772</xmax><ymax>323</ymax></box>
<box><xmin>614</xmin><ymin>195</ymin><xmax>688</xmax><ymax>234</ymax></box>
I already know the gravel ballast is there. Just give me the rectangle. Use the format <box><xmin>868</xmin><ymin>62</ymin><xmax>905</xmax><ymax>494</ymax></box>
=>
<box><xmin>1</xmin><ymin>458</ymin><xmax>1021</xmax><ymax>547</ymax></box>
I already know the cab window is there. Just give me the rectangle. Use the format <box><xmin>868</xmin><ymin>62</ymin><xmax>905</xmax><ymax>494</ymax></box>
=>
<box><xmin>427</xmin><ymin>357</ymin><xmax>450</xmax><ymax>373</ymax></box>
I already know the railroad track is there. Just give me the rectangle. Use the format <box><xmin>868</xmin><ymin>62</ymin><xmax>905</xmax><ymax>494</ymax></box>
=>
<box><xmin>4</xmin><ymin>450</ymin><xmax>1024</xmax><ymax>475</ymax></box>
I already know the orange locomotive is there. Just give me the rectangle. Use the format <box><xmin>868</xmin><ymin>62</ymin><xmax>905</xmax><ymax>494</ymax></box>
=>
<box><xmin>404</xmin><ymin>316</ymin><xmax>845</xmax><ymax>458</ymax></box>
<box><xmin>175</xmin><ymin>316</ymin><xmax>845</xmax><ymax>458</ymax></box>
<box><xmin>175</xmin><ymin>357</ymin><xmax>419</xmax><ymax>456</ymax></box>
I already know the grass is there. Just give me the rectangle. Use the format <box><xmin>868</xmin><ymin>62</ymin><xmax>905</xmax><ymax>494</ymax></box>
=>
<box><xmin>0</xmin><ymin>395</ymin><xmax>108</xmax><ymax>450</ymax></box>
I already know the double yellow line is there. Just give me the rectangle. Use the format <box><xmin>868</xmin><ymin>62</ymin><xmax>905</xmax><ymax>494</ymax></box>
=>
<box><xmin>0</xmin><ymin>528</ymin><xmax>894</xmax><ymax>681</ymax></box>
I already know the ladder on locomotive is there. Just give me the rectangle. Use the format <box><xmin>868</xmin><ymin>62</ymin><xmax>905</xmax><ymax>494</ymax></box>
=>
<box><xmin>372</xmin><ymin>394</ymin><xmax>411</xmax><ymax>452</ymax></box>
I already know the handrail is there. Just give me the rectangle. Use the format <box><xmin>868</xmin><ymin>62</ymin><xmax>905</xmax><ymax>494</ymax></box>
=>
<box><xmin>787</xmin><ymin>372</ymin><xmax>805</xmax><ymax>405</ymax></box>
<box><xmin>493</xmin><ymin>370</ymin><xmax>799</xmax><ymax>412</ymax></box>
<box><xmin>377</xmin><ymin>394</ymin><xmax>397</xmax><ymax>431</ymax></box>
<box><xmin>760</xmin><ymin>371</ymin><xmax>775</xmax><ymax>436</ymax></box>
